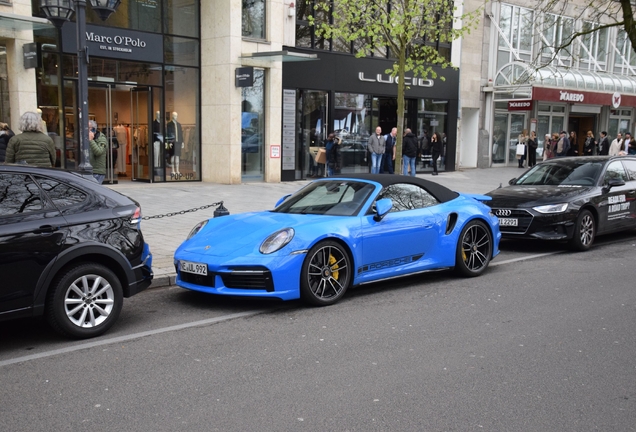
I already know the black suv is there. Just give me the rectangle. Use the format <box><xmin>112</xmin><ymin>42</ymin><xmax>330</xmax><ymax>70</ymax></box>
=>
<box><xmin>0</xmin><ymin>165</ymin><xmax>153</xmax><ymax>338</ymax></box>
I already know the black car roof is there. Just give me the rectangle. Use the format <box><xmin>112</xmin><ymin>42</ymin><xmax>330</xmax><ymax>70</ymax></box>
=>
<box><xmin>543</xmin><ymin>155</ymin><xmax>636</xmax><ymax>165</ymax></box>
<box><xmin>330</xmin><ymin>173</ymin><xmax>460</xmax><ymax>203</ymax></box>
<box><xmin>0</xmin><ymin>164</ymin><xmax>136</xmax><ymax>206</ymax></box>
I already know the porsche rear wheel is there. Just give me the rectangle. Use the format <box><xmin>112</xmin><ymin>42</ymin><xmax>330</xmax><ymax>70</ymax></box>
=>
<box><xmin>569</xmin><ymin>209</ymin><xmax>595</xmax><ymax>251</ymax></box>
<box><xmin>455</xmin><ymin>220</ymin><xmax>492</xmax><ymax>277</ymax></box>
<box><xmin>300</xmin><ymin>241</ymin><xmax>352</xmax><ymax>306</ymax></box>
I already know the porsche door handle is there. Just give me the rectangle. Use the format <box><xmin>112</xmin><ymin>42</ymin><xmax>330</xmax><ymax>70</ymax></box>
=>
<box><xmin>34</xmin><ymin>225</ymin><xmax>59</xmax><ymax>234</ymax></box>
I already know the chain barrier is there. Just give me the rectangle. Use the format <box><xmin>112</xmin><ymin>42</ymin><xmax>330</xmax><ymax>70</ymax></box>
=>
<box><xmin>142</xmin><ymin>201</ymin><xmax>225</xmax><ymax>220</ymax></box>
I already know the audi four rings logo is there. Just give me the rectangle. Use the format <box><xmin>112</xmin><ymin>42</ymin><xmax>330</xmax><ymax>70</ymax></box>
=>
<box><xmin>496</xmin><ymin>209</ymin><xmax>512</xmax><ymax>216</ymax></box>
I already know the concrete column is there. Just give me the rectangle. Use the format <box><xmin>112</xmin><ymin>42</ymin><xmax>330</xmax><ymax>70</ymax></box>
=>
<box><xmin>5</xmin><ymin>31</ymin><xmax>37</xmax><ymax>131</ymax></box>
<box><xmin>200</xmin><ymin>0</ymin><xmax>244</xmax><ymax>184</ymax></box>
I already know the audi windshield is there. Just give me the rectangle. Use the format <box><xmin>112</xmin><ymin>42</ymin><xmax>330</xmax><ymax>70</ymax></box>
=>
<box><xmin>514</xmin><ymin>160</ymin><xmax>603</xmax><ymax>187</ymax></box>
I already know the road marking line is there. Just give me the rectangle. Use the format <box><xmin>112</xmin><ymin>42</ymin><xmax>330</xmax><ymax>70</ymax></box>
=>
<box><xmin>0</xmin><ymin>310</ymin><xmax>265</xmax><ymax>368</ymax></box>
<box><xmin>491</xmin><ymin>251</ymin><xmax>562</xmax><ymax>266</ymax></box>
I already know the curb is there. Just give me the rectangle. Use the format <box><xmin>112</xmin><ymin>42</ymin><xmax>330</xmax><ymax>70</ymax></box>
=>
<box><xmin>150</xmin><ymin>274</ymin><xmax>177</xmax><ymax>289</ymax></box>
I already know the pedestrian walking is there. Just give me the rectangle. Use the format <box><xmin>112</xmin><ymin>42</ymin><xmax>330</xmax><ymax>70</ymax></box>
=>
<box><xmin>4</xmin><ymin>111</ymin><xmax>55</xmax><ymax>167</ymax></box>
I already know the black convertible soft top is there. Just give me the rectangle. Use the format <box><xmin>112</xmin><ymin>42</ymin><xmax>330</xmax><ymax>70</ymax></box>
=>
<box><xmin>331</xmin><ymin>173</ymin><xmax>460</xmax><ymax>203</ymax></box>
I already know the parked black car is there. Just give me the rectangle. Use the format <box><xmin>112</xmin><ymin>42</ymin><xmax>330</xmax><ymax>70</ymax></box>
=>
<box><xmin>0</xmin><ymin>164</ymin><xmax>153</xmax><ymax>338</ymax></box>
<box><xmin>486</xmin><ymin>156</ymin><xmax>636</xmax><ymax>251</ymax></box>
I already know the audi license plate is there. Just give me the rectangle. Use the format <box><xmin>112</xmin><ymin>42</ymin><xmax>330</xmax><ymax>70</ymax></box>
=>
<box><xmin>180</xmin><ymin>260</ymin><xmax>208</xmax><ymax>276</ymax></box>
<box><xmin>498</xmin><ymin>218</ymin><xmax>518</xmax><ymax>227</ymax></box>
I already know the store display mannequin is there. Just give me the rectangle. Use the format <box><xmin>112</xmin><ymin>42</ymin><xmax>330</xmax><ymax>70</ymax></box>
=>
<box><xmin>166</xmin><ymin>111</ymin><xmax>184</xmax><ymax>175</ymax></box>
<box><xmin>153</xmin><ymin>111</ymin><xmax>162</xmax><ymax>168</ymax></box>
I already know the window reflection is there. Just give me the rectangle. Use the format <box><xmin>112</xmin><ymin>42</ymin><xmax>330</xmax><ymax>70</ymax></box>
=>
<box><xmin>242</xmin><ymin>69</ymin><xmax>265</xmax><ymax>181</ymax></box>
<box><xmin>0</xmin><ymin>174</ymin><xmax>44</xmax><ymax>216</ymax></box>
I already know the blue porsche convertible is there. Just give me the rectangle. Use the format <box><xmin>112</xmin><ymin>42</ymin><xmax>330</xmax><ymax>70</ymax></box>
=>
<box><xmin>174</xmin><ymin>174</ymin><xmax>501</xmax><ymax>306</ymax></box>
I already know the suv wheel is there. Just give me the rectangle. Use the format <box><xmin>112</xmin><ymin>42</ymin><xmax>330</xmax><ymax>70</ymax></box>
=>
<box><xmin>46</xmin><ymin>263</ymin><xmax>123</xmax><ymax>339</ymax></box>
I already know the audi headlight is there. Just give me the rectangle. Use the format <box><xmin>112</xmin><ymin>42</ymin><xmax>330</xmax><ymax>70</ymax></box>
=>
<box><xmin>187</xmin><ymin>220</ymin><xmax>208</xmax><ymax>239</ymax></box>
<box><xmin>533</xmin><ymin>203</ymin><xmax>568</xmax><ymax>214</ymax></box>
<box><xmin>260</xmin><ymin>228</ymin><xmax>295</xmax><ymax>254</ymax></box>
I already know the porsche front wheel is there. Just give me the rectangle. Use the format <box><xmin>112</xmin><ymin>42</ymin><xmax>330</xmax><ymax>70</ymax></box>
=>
<box><xmin>455</xmin><ymin>220</ymin><xmax>492</xmax><ymax>277</ymax></box>
<box><xmin>300</xmin><ymin>241</ymin><xmax>352</xmax><ymax>306</ymax></box>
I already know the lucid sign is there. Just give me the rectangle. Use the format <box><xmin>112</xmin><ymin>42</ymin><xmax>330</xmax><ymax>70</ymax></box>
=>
<box><xmin>62</xmin><ymin>23</ymin><xmax>163</xmax><ymax>63</ymax></box>
<box><xmin>358</xmin><ymin>72</ymin><xmax>434</xmax><ymax>87</ymax></box>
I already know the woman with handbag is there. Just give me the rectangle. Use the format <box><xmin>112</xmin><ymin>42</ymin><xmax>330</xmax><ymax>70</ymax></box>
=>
<box><xmin>516</xmin><ymin>129</ymin><xmax>528</xmax><ymax>168</ymax></box>
<box><xmin>527</xmin><ymin>131</ymin><xmax>538</xmax><ymax>167</ymax></box>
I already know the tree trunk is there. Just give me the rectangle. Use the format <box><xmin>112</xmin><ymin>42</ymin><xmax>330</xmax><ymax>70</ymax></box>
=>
<box><xmin>395</xmin><ymin>42</ymin><xmax>407</xmax><ymax>174</ymax></box>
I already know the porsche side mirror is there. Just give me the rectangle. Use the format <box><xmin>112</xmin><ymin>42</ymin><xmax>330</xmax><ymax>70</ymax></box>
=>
<box><xmin>275</xmin><ymin>194</ymin><xmax>291</xmax><ymax>208</ymax></box>
<box><xmin>373</xmin><ymin>198</ymin><xmax>393</xmax><ymax>221</ymax></box>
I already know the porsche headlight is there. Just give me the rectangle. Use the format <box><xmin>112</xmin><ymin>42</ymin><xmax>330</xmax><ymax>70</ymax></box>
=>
<box><xmin>533</xmin><ymin>203</ymin><xmax>568</xmax><ymax>214</ymax></box>
<box><xmin>260</xmin><ymin>228</ymin><xmax>295</xmax><ymax>254</ymax></box>
<box><xmin>187</xmin><ymin>220</ymin><xmax>208</xmax><ymax>239</ymax></box>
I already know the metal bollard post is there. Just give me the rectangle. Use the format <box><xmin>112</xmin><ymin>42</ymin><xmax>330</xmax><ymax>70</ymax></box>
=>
<box><xmin>213</xmin><ymin>202</ymin><xmax>230</xmax><ymax>217</ymax></box>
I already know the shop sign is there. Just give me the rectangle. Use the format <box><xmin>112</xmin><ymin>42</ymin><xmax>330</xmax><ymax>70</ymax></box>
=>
<box><xmin>358</xmin><ymin>72</ymin><xmax>434</xmax><ymax>88</ymax></box>
<box><xmin>23</xmin><ymin>43</ymin><xmax>40</xmax><ymax>69</ymax></box>
<box><xmin>508</xmin><ymin>100</ymin><xmax>532</xmax><ymax>111</ymax></box>
<box><xmin>270</xmin><ymin>145</ymin><xmax>281</xmax><ymax>158</ymax></box>
<box><xmin>235</xmin><ymin>67</ymin><xmax>254</xmax><ymax>87</ymax></box>
<box><xmin>532</xmin><ymin>87</ymin><xmax>636</xmax><ymax>108</ymax></box>
<box><xmin>61</xmin><ymin>23</ymin><xmax>163</xmax><ymax>63</ymax></box>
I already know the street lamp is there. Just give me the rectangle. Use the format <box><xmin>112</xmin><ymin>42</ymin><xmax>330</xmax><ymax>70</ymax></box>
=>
<box><xmin>39</xmin><ymin>0</ymin><xmax>121</xmax><ymax>175</ymax></box>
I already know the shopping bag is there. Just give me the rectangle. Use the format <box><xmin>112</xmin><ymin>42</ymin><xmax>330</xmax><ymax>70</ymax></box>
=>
<box><xmin>315</xmin><ymin>148</ymin><xmax>327</xmax><ymax>164</ymax></box>
<box><xmin>516</xmin><ymin>143</ymin><xmax>526</xmax><ymax>156</ymax></box>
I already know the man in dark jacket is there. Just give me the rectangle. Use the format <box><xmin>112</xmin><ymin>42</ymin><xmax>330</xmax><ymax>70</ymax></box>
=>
<box><xmin>402</xmin><ymin>128</ymin><xmax>419</xmax><ymax>176</ymax></box>
<box><xmin>5</xmin><ymin>112</ymin><xmax>55</xmax><ymax>167</ymax></box>
<box><xmin>598</xmin><ymin>131</ymin><xmax>609</xmax><ymax>155</ymax></box>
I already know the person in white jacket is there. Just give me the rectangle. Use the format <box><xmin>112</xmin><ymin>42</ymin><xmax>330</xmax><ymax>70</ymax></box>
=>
<box><xmin>609</xmin><ymin>133</ymin><xmax>624</xmax><ymax>156</ymax></box>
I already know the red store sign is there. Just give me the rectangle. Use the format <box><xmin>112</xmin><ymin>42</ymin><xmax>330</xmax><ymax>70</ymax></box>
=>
<box><xmin>508</xmin><ymin>100</ymin><xmax>533</xmax><ymax>111</ymax></box>
<box><xmin>532</xmin><ymin>87</ymin><xmax>636</xmax><ymax>108</ymax></box>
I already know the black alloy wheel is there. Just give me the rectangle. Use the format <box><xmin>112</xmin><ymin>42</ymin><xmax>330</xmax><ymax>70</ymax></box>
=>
<box><xmin>46</xmin><ymin>263</ymin><xmax>124</xmax><ymax>339</ymax></box>
<box><xmin>455</xmin><ymin>220</ymin><xmax>493</xmax><ymax>277</ymax></box>
<box><xmin>569</xmin><ymin>209</ymin><xmax>595</xmax><ymax>251</ymax></box>
<box><xmin>300</xmin><ymin>241</ymin><xmax>352</xmax><ymax>306</ymax></box>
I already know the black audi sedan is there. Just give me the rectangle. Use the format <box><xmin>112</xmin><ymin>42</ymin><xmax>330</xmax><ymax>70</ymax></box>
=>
<box><xmin>0</xmin><ymin>164</ymin><xmax>153</xmax><ymax>338</ymax></box>
<box><xmin>486</xmin><ymin>156</ymin><xmax>636</xmax><ymax>251</ymax></box>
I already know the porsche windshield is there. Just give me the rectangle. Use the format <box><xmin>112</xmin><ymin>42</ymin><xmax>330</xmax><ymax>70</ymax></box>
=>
<box><xmin>514</xmin><ymin>161</ymin><xmax>603</xmax><ymax>186</ymax></box>
<box><xmin>273</xmin><ymin>181</ymin><xmax>375</xmax><ymax>216</ymax></box>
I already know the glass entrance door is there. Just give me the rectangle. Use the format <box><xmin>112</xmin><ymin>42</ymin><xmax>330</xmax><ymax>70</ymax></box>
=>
<box><xmin>493</xmin><ymin>111</ymin><xmax>527</xmax><ymax>166</ymax></box>
<box><xmin>130</xmin><ymin>87</ymin><xmax>151</xmax><ymax>181</ymax></box>
<box><xmin>297</xmin><ymin>89</ymin><xmax>328</xmax><ymax>179</ymax></box>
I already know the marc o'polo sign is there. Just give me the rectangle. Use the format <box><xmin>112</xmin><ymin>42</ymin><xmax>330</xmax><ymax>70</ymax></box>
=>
<box><xmin>62</xmin><ymin>23</ymin><xmax>163</xmax><ymax>63</ymax></box>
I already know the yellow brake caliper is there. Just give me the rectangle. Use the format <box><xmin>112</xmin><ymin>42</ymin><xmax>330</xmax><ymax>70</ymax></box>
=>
<box><xmin>329</xmin><ymin>254</ymin><xmax>339</xmax><ymax>280</ymax></box>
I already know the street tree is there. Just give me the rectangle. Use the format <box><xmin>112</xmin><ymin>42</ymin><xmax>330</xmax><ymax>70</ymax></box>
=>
<box><xmin>310</xmin><ymin>0</ymin><xmax>481</xmax><ymax>167</ymax></box>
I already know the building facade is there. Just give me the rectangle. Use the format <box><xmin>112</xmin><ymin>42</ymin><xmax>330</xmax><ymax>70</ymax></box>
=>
<box><xmin>1</xmin><ymin>0</ymin><xmax>464</xmax><ymax>184</ymax></box>
<box><xmin>459</xmin><ymin>0</ymin><xmax>636</xmax><ymax>169</ymax></box>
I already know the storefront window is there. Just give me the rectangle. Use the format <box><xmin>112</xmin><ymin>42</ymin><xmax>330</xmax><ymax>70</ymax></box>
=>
<box><xmin>493</xmin><ymin>103</ymin><xmax>526</xmax><ymax>166</ymax></box>
<box><xmin>333</xmin><ymin>93</ymin><xmax>371</xmax><ymax>174</ymax></box>
<box><xmin>164</xmin><ymin>0</ymin><xmax>199</xmax><ymax>38</ymax></box>
<box><xmin>165</xmin><ymin>67</ymin><xmax>200</xmax><ymax>181</ymax></box>
<box><xmin>0</xmin><ymin>46</ymin><xmax>9</xmax><ymax>126</ymax></box>
<box><xmin>609</xmin><ymin>109</ymin><xmax>632</xmax><ymax>139</ymax></box>
<box><xmin>243</xmin><ymin>0</ymin><xmax>266</xmax><ymax>39</ymax></box>
<box><xmin>241</xmin><ymin>69</ymin><xmax>265</xmax><ymax>181</ymax></box>
<box><xmin>417</xmin><ymin>99</ymin><xmax>449</xmax><ymax>171</ymax></box>
<box><xmin>164</xmin><ymin>36</ymin><xmax>199</xmax><ymax>67</ymax></box>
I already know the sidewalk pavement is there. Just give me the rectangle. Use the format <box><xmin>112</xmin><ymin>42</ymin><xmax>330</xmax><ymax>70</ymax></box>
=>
<box><xmin>107</xmin><ymin>167</ymin><xmax>524</xmax><ymax>288</ymax></box>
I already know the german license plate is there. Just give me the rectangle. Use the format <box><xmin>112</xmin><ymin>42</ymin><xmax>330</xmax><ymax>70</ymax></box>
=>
<box><xmin>498</xmin><ymin>218</ymin><xmax>518</xmax><ymax>227</ymax></box>
<box><xmin>180</xmin><ymin>260</ymin><xmax>208</xmax><ymax>275</ymax></box>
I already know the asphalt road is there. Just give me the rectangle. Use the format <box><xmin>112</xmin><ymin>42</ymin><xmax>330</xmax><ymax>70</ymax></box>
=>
<box><xmin>2</xmin><ymin>234</ymin><xmax>635</xmax><ymax>431</ymax></box>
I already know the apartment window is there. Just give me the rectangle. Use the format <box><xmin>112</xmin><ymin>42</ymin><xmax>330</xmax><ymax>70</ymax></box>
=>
<box><xmin>497</xmin><ymin>4</ymin><xmax>534</xmax><ymax>72</ymax></box>
<box><xmin>538</xmin><ymin>13</ymin><xmax>574</xmax><ymax>68</ymax></box>
<box><xmin>579</xmin><ymin>21</ymin><xmax>608</xmax><ymax>72</ymax></box>
<box><xmin>243</xmin><ymin>0</ymin><xmax>266</xmax><ymax>39</ymax></box>
<box><xmin>613</xmin><ymin>29</ymin><xmax>636</xmax><ymax>76</ymax></box>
